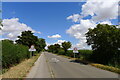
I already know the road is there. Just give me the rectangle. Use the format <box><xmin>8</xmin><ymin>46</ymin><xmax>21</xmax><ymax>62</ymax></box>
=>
<box><xmin>26</xmin><ymin>52</ymin><xmax>119</xmax><ymax>79</ymax></box>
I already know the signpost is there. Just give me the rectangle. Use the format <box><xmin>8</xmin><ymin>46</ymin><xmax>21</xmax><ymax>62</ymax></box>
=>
<box><xmin>73</xmin><ymin>47</ymin><xmax>78</xmax><ymax>58</ymax></box>
<box><xmin>29</xmin><ymin>45</ymin><xmax>36</xmax><ymax>58</ymax></box>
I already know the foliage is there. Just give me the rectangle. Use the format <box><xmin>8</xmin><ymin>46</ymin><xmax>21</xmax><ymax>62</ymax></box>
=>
<box><xmin>86</xmin><ymin>24</ymin><xmax>120</xmax><ymax>67</ymax></box>
<box><xmin>58</xmin><ymin>49</ymin><xmax>65</xmax><ymax>55</ymax></box>
<box><xmin>47</xmin><ymin>41</ymin><xmax>72</xmax><ymax>54</ymax></box>
<box><xmin>15</xmin><ymin>30</ymin><xmax>38</xmax><ymax>47</ymax></box>
<box><xmin>62</xmin><ymin>41</ymin><xmax>71</xmax><ymax>53</ymax></box>
<box><xmin>16</xmin><ymin>31</ymin><xmax>46</xmax><ymax>52</ymax></box>
<box><xmin>78</xmin><ymin>50</ymin><xmax>93</xmax><ymax>60</ymax></box>
<box><xmin>54</xmin><ymin>44</ymin><xmax>61</xmax><ymax>53</ymax></box>
<box><xmin>48</xmin><ymin>45</ymin><xmax>55</xmax><ymax>52</ymax></box>
<box><xmin>66</xmin><ymin>50</ymin><xmax>74</xmax><ymax>57</ymax></box>
<box><xmin>48</xmin><ymin>44</ymin><xmax>61</xmax><ymax>53</ymax></box>
<box><xmin>2</xmin><ymin>54</ymin><xmax>40</xmax><ymax>77</ymax></box>
<box><xmin>35</xmin><ymin>38</ymin><xmax>46</xmax><ymax>52</ymax></box>
<box><xmin>2</xmin><ymin>40</ymin><xmax>30</xmax><ymax>69</ymax></box>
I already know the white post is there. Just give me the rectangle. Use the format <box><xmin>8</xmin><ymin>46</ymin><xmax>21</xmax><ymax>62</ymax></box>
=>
<box><xmin>74</xmin><ymin>53</ymin><xmax>75</xmax><ymax>58</ymax></box>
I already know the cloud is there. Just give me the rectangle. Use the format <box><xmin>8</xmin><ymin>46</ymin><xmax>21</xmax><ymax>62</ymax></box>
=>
<box><xmin>66</xmin><ymin>0</ymin><xmax>118</xmax><ymax>49</ymax></box>
<box><xmin>48</xmin><ymin>34</ymin><xmax>61</xmax><ymax>39</ymax></box>
<box><xmin>66</xmin><ymin>19</ymin><xmax>96</xmax><ymax>49</ymax></box>
<box><xmin>45</xmin><ymin>40</ymin><xmax>66</xmax><ymax>49</ymax></box>
<box><xmin>1</xmin><ymin>18</ymin><xmax>41</xmax><ymax>40</ymax></box>
<box><xmin>67</xmin><ymin>14</ymin><xmax>82</xmax><ymax>22</ymax></box>
<box><xmin>54</xmin><ymin>40</ymin><xmax>66</xmax><ymax>45</ymax></box>
<box><xmin>81</xmin><ymin>0</ymin><xmax>118</xmax><ymax>22</ymax></box>
<box><xmin>99</xmin><ymin>21</ymin><xmax>112</xmax><ymax>25</ymax></box>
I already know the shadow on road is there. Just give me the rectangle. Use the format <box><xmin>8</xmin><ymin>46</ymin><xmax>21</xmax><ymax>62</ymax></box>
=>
<box><xmin>70</xmin><ymin>59</ymin><xmax>89</xmax><ymax>65</ymax></box>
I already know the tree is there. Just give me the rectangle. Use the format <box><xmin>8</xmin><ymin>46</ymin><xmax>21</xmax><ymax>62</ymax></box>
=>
<box><xmin>16</xmin><ymin>30</ymin><xmax>46</xmax><ymax>52</ymax></box>
<box><xmin>36</xmin><ymin>38</ymin><xmax>46</xmax><ymax>52</ymax></box>
<box><xmin>86</xmin><ymin>24</ymin><xmax>120</xmax><ymax>65</ymax></box>
<box><xmin>15</xmin><ymin>30</ymin><xmax>38</xmax><ymax>47</ymax></box>
<box><xmin>54</xmin><ymin>44</ymin><xmax>61</xmax><ymax>53</ymax></box>
<box><xmin>48</xmin><ymin>45</ymin><xmax>55</xmax><ymax>53</ymax></box>
<box><xmin>2</xmin><ymin>39</ymin><xmax>13</xmax><ymax>44</ymax></box>
<box><xmin>47</xmin><ymin>44</ymin><xmax>61</xmax><ymax>53</ymax></box>
<box><xmin>62</xmin><ymin>41</ymin><xmax>71</xmax><ymax>53</ymax></box>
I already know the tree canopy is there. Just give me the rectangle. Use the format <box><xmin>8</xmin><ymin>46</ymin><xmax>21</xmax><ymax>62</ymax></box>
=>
<box><xmin>16</xmin><ymin>30</ymin><xmax>46</xmax><ymax>52</ymax></box>
<box><xmin>86</xmin><ymin>24</ymin><xmax>120</xmax><ymax>65</ymax></box>
<box><xmin>62</xmin><ymin>41</ymin><xmax>71</xmax><ymax>53</ymax></box>
<box><xmin>48</xmin><ymin>44</ymin><xmax>61</xmax><ymax>53</ymax></box>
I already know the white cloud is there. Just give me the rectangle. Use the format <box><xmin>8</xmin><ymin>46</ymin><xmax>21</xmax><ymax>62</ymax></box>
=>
<box><xmin>54</xmin><ymin>40</ymin><xmax>66</xmax><ymax>45</ymax></box>
<box><xmin>67</xmin><ymin>14</ymin><xmax>82</xmax><ymax>22</ymax></box>
<box><xmin>1</xmin><ymin>18</ymin><xmax>41</xmax><ymax>40</ymax></box>
<box><xmin>99</xmin><ymin>21</ymin><xmax>112</xmax><ymax>25</ymax></box>
<box><xmin>66</xmin><ymin>19</ymin><xmax>96</xmax><ymax>49</ymax></box>
<box><xmin>66</xmin><ymin>0</ymin><xmax>119</xmax><ymax>49</ymax></box>
<box><xmin>66</xmin><ymin>19</ymin><xmax>96</xmax><ymax>39</ymax></box>
<box><xmin>81</xmin><ymin>0</ymin><xmax>118</xmax><ymax>22</ymax></box>
<box><xmin>48</xmin><ymin>34</ymin><xmax>61</xmax><ymax>39</ymax></box>
<box><xmin>45</xmin><ymin>40</ymin><xmax>66</xmax><ymax>49</ymax></box>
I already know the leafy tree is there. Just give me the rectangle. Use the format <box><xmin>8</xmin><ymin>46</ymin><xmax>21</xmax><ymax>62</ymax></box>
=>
<box><xmin>54</xmin><ymin>44</ymin><xmax>61</xmax><ymax>53</ymax></box>
<box><xmin>16</xmin><ymin>30</ymin><xmax>46</xmax><ymax>52</ymax></box>
<box><xmin>62</xmin><ymin>41</ymin><xmax>71</xmax><ymax>53</ymax></box>
<box><xmin>48</xmin><ymin>45</ymin><xmax>55</xmax><ymax>52</ymax></box>
<box><xmin>15</xmin><ymin>30</ymin><xmax>38</xmax><ymax>47</ymax></box>
<box><xmin>36</xmin><ymin>38</ymin><xmax>46</xmax><ymax>52</ymax></box>
<box><xmin>48</xmin><ymin>44</ymin><xmax>61</xmax><ymax>53</ymax></box>
<box><xmin>86</xmin><ymin>24</ymin><xmax>120</xmax><ymax>66</ymax></box>
<box><xmin>2</xmin><ymin>39</ymin><xmax>13</xmax><ymax>44</ymax></box>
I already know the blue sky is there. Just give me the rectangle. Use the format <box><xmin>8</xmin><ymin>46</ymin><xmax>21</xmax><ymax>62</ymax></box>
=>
<box><xmin>2</xmin><ymin>1</ymin><xmax>119</xmax><ymax>49</ymax></box>
<box><xmin>2</xmin><ymin>2</ymin><xmax>84</xmax><ymax>44</ymax></box>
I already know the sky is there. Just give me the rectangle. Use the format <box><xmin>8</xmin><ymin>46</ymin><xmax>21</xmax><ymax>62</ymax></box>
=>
<box><xmin>1</xmin><ymin>0</ymin><xmax>119</xmax><ymax>49</ymax></box>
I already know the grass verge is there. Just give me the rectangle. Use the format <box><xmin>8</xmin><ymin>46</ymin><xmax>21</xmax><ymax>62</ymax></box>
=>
<box><xmin>1</xmin><ymin>53</ymin><xmax>40</xmax><ymax>78</ymax></box>
<box><xmin>90</xmin><ymin>63</ymin><xmax>120</xmax><ymax>74</ymax></box>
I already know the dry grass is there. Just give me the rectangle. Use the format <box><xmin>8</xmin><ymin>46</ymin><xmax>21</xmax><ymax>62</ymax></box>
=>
<box><xmin>91</xmin><ymin>63</ymin><xmax>120</xmax><ymax>74</ymax></box>
<box><xmin>1</xmin><ymin>54</ymin><xmax>40</xmax><ymax>78</ymax></box>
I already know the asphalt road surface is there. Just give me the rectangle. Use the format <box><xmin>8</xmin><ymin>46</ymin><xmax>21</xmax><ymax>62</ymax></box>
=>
<box><xmin>27</xmin><ymin>52</ymin><xmax>119</xmax><ymax>79</ymax></box>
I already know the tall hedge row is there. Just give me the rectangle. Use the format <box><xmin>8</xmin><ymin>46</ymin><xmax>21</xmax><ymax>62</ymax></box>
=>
<box><xmin>78</xmin><ymin>50</ymin><xmax>93</xmax><ymax>61</ymax></box>
<box><xmin>2</xmin><ymin>40</ymin><xmax>30</xmax><ymax>69</ymax></box>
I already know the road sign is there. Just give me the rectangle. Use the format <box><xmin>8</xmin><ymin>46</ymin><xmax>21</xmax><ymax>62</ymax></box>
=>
<box><xmin>73</xmin><ymin>47</ymin><xmax>78</xmax><ymax>53</ymax></box>
<box><xmin>73</xmin><ymin>47</ymin><xmax>79</xmax><ymax>58</ymax></box>
<box><xmin>29</xmin><ymin>45</ymin><xmax>36</xmax><ymax>51</ymax></box>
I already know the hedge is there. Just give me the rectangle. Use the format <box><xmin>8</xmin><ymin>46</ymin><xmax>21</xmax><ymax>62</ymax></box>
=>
<box><xmin>2</xmin><ymin>40</ymin><xmax>30</xmax><ymax>69</ymax></box>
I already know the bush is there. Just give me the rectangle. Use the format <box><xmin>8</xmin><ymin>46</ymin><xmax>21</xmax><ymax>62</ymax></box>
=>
<box><xmin>78</xmin><ymin>50</ymin><xmax>93</xmax><ymax>60</ymax></box>
<box><xmin>66</xmin><ymin>50</ymin><xmax>74</xmax><ymax>57</ymax></box>
<box><xmin>58</xmin><ymin>49</ymin><xmax>65</xmax><ymax>55</ymax></box>
<box><xmin>2</xmin><ymin>40</ymin><xmax>30</xmax><ymax>69</ymax></box>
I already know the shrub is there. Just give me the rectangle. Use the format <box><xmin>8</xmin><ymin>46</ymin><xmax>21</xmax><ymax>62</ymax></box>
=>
<box><xmin>78</xmin><ymin>50</ymin><xmax>93</xmax><ymax>60</ymax></box>
<box><xmin>66</xmin><ymin>50</ymin><xmax>74</xmax><ymax>57</ymax></box>
<box><xmin>2</xmin><ymin>40</ymin><xmax>30</xmax><ymax>69</ymax></box>
<box><xmin>58</xmin><ymin>49</ymin><xmax>65</xmax><ymax>55</ymax></box>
